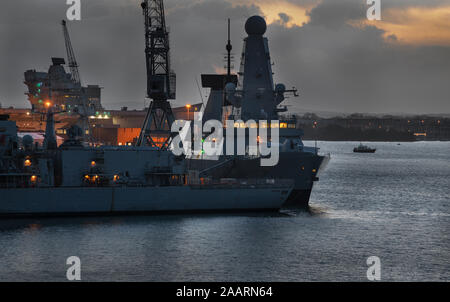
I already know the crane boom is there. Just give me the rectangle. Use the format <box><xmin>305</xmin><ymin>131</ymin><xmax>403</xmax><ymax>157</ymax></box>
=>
<box><xmin>61</xmin><ymin>20</ymin><xmax>93</xmax><ymax>143</ymax></box>
<box><xmin>141</xmin><ymin>0</ymin><xmax>175</xmax><ymax>100</ymax></box>
<box><xmin>62</xmin><ymin>20</ymin><xmax>81</xmax><ymax>85</ymax></box>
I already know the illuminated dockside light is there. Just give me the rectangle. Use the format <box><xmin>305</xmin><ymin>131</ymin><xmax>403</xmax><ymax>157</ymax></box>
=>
<box><xmin>231</xmin><ymin>121</ymin><xmax>293</xmax><ymax>129</ymax></box>
<box><xmin>414</xmin><ymin>133</ymin><xmax>427</xmax><ymax>137</ymax></box>
<box><xmin>24</xmin><ymin>159</ymin><xmax>32</xmax><ymax>167</ymax></box>
<box><xmin>90</xmin><ymin>112</ymin><xmax>111</xmax><ymax>120</ymax></box>
<box><xmin>84</xmin><ymin>174</ymin><xmax>101</xmax><ymax>184</ymax></box>
<box><xmin>30</xmin><ymin>175</ymin><xmax>38</xmax><ymax>183</ymax></box>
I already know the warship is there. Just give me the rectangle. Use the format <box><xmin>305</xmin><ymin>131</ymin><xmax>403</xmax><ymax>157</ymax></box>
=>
<box><xmin>0</xmin><ymin>1</ymin><xmax>328</xmax><ymax>216</ymax></box>
<box><xmin>188</xmin><ymin>15</ymin><xmax>329</xmax><ymax>208</ymax></box>
<box><xmin>0</xmin><ymin>111</ymin><xmax>294</xmax><ymax>216</ymax></box>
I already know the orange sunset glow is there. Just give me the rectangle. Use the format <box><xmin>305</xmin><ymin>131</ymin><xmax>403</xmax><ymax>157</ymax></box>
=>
<box><xmin>229</xmin><ymin>0</ymin><xmax>450</xmax><ymax>46</ymax></box>
<box><xmin>231</xmin><ymin>0</ymin><xmax>313</xmax><ymax>27</ymax></box>
<box><xmin>367</xmin><ymin>5</ymin><xmax>450</xmax><ymax>46</ymax></box>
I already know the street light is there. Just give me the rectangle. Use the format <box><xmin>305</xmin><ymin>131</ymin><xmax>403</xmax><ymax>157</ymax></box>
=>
<box><xmin>186</xmin><ymin>104</ymin><xmax>192</xmax><ymax>120</ymax></box>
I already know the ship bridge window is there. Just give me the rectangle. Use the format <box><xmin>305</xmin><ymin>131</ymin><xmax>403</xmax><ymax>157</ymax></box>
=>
<box><xmin>280</xmin><ymin>123</ymin><xmax>288</xmax><ymax>129</ymax></box>
<box><xmin>234</xmin><ymin>122</ymin><xmax>246</xmax><ymax>128</ymax></box>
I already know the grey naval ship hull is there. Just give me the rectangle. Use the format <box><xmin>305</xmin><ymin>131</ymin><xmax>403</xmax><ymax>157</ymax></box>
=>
<box><xmin>189</xmin><ymin>151</ymin><xmax>330</xmax><ymax>209</ymax></box>
<box><xmin>282</xmin><ymin>152</ymin><xmax>330</xmax><ymax>208</ymax></box>
<box><xmin>0</xmin><ymin>185</ymin><xmax>292</xmax><ymax>217</ymax></box>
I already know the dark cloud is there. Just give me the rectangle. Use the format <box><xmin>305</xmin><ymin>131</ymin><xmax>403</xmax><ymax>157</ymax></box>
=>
<box><xmin>0</xmin><ymin>0</ymin><xmax>449</xmax><ymax>115</ymax></box>
<box><xmin>278</xmin><ymin>13</ymin><xmax>291</xmax><ymax>25</ymax></box>
<box><xmin>267</xmin><ymin>0</ymin><xmax>450</xmax><ymax>114</ymax></box>
<box><xmin>307</xmin><ymin>0</ymin><xmax>365</xmax><ymax>28</ymax></box>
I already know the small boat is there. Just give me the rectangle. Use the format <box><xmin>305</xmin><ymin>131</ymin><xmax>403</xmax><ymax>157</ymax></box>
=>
<box><xmin>353</xmin><ymin>143</ymin><xmax>376</xmax><ymax>153</ymax></box>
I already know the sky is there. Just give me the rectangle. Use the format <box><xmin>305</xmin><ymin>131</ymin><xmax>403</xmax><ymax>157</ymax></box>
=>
<box><xmin>0</xmin><ymin>0</ymin><xmax>449</xmax><ymax>114</ymax></box>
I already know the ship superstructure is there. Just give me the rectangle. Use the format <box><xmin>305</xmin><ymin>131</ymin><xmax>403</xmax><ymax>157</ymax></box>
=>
<box><xmin>190</xmin><ymin>16</ymin><xmax>329</xmax><ymax>207</ymax></box>
<box><xmin>24</xmin><ymin>58</ymin><xmax>102</xmax><ymax>114</ymax></box>
<box><xmin>24</xmin><ymin>19</ymin><xmax>105</xmax><ymax>133</ymax></box>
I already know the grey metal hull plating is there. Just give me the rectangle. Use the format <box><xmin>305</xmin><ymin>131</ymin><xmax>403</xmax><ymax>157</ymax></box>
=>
<box><xmin>189</xmin><ymin>151</ymin><xmax>330</xmax><ymax>208</ymax></box>
<box><xmin>0</xmin><ymin>186</ymin><xmax>290</xmax><ymax>216</ymax></box>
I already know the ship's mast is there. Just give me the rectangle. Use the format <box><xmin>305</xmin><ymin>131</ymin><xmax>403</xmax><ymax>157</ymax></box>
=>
<box><xmin>137</xmin><ymin>0</ymin><xmax>176</xmax><ymax>149</ymax></box>
<box><xmin>226</xmin><ymin>18</ymin><xmax>232</xmax><ymax>82</ymax></box>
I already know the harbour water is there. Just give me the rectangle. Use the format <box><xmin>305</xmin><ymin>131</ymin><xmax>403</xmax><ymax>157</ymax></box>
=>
<box><xmin>0</xmin><ymin>141</ymin><xmax>448</xmax><ymax>281</ymax></box>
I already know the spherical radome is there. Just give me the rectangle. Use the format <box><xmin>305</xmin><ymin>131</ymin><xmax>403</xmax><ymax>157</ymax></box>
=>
<box><xmin>245</xmin><ymin>16</ymin><xmax>267</xmax><ymax>36</ymax></box>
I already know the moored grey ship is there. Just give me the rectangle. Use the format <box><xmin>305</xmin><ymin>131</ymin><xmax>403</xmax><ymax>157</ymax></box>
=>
<box><xmin>0</xmin><ymin>3</ymin><xmax>328</xmax><ymax>216</ymax></box>
<box><xmin>0</xmin><ymin>113</ymin><xmax>293</xmax><ymax>216</ymax></box>
<box><xmin>188</xmin><ymin>15</ymin><xmax>329</xmax><ymax>208</ymax></box>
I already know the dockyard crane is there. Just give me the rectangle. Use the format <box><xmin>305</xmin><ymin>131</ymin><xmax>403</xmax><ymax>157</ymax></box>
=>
<box><xmin>137</xmin><ymin>0</ymin><xmax>177</xmax><ymax>149</ymax></box>
<box><xmin>61</xmin><ymin>20</ymin><xmax>92</xmax><ymax>143</ymax></box>
<box><xmin>62</xmin><ymin>20</ymin><xmax>81</xmax><ymax>86</ymax></box>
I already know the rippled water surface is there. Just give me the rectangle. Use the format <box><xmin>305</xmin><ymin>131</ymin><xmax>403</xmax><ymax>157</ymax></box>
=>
<box><xmin>0</xmin><ymin>141</ymin><xmax>448</xmax><ymax>281</ymax></box>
